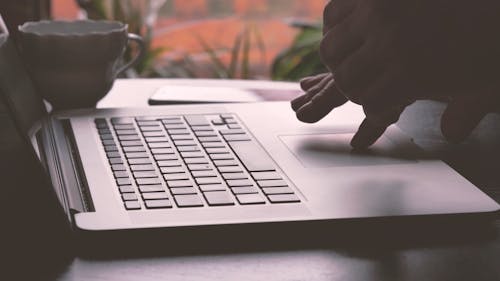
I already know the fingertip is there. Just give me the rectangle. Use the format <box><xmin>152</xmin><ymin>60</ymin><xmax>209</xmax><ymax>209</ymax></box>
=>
<box><xmin>296</xmin><ymin>102</ymin><xmax>321</xmax><ymax>124</ymax></box>
<box><xmin>299</xmin><ymin>77</ymin><xmax>313</xmax><ymax>90</ymax></box>
<box><xmin>350</xmin><ymin>118</ymin><xmax>387</xmax><ymax>149</ymax></box>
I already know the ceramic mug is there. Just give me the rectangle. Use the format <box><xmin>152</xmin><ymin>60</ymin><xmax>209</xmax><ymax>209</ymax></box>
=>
<box><xmin>18</xmin><ymin>20</ymin><xmax>144</xmax><ymax>109</ymax></box>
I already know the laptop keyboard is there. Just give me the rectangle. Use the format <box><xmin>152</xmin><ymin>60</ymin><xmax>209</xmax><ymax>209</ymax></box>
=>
<box><xmin>94</xmin><ymin>114</ymin><xmax>301</xmax><ymax>211</ymax></box>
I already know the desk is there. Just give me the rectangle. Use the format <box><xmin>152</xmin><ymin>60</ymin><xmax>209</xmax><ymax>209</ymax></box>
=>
<box><xmin>54</xmin><ymin>79</ymin><xmax>500</xmax><ymax>280</ymax></box>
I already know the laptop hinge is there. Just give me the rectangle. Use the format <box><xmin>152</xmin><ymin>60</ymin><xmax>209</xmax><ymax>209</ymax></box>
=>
<box><xmin>41</xmin><ymin>117</ymin><xmax>95</xmax><ymax>217</ymax></box>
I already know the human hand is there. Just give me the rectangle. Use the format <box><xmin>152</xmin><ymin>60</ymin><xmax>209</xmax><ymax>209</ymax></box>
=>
<box><xmin>294</xmin><ymin>0</ymin><xmax>500</xmax><ymax>148</ymax></box>
<box><xmin>292</xmin><ymin>73</ymin><xmax>404</xmax><ymax>148</ymax></box>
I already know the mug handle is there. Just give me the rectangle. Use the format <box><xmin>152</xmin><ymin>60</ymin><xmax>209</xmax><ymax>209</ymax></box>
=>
<box><xmin>116</xmin><ymin>33</ymin><xmax>145</xmax><ymax>76</ymax></box>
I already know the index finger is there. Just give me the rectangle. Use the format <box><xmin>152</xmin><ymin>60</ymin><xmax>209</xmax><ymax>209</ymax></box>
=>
<box><xmin>350</xmin><ymin>104</ymin><xmax>407</xmax><ymax>149</ymax></box>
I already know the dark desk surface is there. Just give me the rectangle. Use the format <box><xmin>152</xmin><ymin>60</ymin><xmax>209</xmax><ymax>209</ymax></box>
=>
<box><xmin>34</xmin><ymin>80</ymin><xmax>500</xmax><ymax>280</ymax></box>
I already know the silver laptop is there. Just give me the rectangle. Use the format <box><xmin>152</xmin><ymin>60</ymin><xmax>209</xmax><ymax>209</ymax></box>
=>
<box><xmin>1</xmin><ymin>31</ymin><xmax>498</xmax><ymax>241</ymax></box>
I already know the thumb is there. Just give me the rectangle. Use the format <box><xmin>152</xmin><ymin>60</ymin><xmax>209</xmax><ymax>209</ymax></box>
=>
<box><xmin>441</xmin><ymin>95</ymin><xmax>490</xmax><ymax>143</ymax></box>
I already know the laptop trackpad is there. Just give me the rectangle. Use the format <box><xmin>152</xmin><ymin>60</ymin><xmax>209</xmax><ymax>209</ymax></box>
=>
<box><xmin>280</xmin><ymin>133</ymin><xmax>417</xmax><ymax>168</ymax></box>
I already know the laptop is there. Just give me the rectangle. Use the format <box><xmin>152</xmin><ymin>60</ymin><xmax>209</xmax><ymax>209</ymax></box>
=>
<box><xmin>1</xmin><ymin>27</ymin><xmax>498</xmax><ymax>248</ymax></box>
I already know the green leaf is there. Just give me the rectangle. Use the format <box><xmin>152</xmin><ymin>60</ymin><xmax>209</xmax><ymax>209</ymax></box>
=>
<box><xmin>194</xmin><ymin>33</ymin><xmax>229</xmax><ymax>78</ymax></box>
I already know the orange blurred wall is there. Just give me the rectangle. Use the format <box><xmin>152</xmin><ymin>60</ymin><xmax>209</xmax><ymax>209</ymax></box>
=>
<box><xmin>51</xmin><ymin>0</ymin><xmax>79</xmax><ymax>19</ymax></box>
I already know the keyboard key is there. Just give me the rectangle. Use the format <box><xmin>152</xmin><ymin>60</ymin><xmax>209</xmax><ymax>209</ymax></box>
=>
<box><xmin>113</xmin><ymin>124</ymin><xmax>135</xmax><ymax>130</ymax></box>
<box><xmin>118</xmin><ymin>135</ymin><xmax>140</xmax><ymax>141</ymax></box>
<box><xmin>154</xmin><ymin>154</ymin><xmax>178</xmax><ymax>161</ymax></box>
<box><xmin>211</xmin><ymin>118</ymin><xmax>225</xmax><ymax>125</ymax></box>
<box><xmin>170</xmin><ymin>134</ymin><xmax>194</xmax><ymax>141</ymax></box>
<box><xmin>218</xmin><ymin>166</ymin><xmax>243</xmax><ymax>173</ymax></box>
<box><xmin>109</xmin><ymin>158</ymin><xmax>124</xmax><ymax>165</ymax></box>
<box><xmin>181</xmin><ymin>151</ymin><xmax>205</xmax><ymax>158</ymax></box>
<box><xmin>104</xmin><ymin>145</ymin><xmax>118</xmax><ymax>152</ymax></box>
<box><xmin>226</xmin><ymin>179</ymin><xmax>254</xmax><ymax>187</ymax></box>
<box><xmin>130</xmin><ymin>164</ymin><xmax>155</xmax><ymax>171</ymax></box>
<box><xmin>209</xmin><ymin>154</ymin><xmax>234</xmax><ymax>160</ymax></box>
<box><xmin>262</xmin><ymin>187</ymin><xmax>295</xmax><ymax>195</ymax></box>
<box><xmin>184</xmin><ymin>158</ymin><xmax>209</xmax><ymax>164</ymax></box>
<box><xmin>125</xmin><ymin>201</ymin><xmax>141</xmax><ymax>210</ymax></box>
<box><xmin>163</xmin><ymin>173</ymin><xmax>190</xmax><ymax>181</ymax></box>
<box><xmin>116</xmin><ymin>178</ymin><xmax>132</xmax><ymax>186</ymax></box>
<box><xmin>121</xmin><ymin>140</ymin><xmax>143</xmax><ymax>147</ymax></box>
<box><xmin>133</xmin><ymin>171</ymin><xmax>158</xmax><ymax>178</ymax></box>
<box><xmin>164</xmin><ymin>124</ymin><xmax>187</xmax><ymax>130</ymax></box>
<box><xmin>102</xmin><ymin>139</ymin><xmax>115</xmax><ymax>146</ymax></box>
<box><xmin>100</xmin><ymin>134</ymin><xmax>114</xmax><ymax>140</ymax></box>
<box><xmin>191</xmin><ymin>125</ymin><xmax>213</xmax><ymax>131</ymax></box>
<box><xmin>138</xmin><ymin>185</ymin><xmax>165</xmax><ymax>193</ymax></box>
<box><xmin>199</xmin><ymin>184</ymin><xmax>227</xmax><ymax>192</ymax></box>
<box><xmin>148</xmin><ymin>142</ymin><xmax>171</xmax><ymax>148</ymax></box>
<box><xmin>202</xmin><ymin>142</ymin><xmax>225</xmax><ymax>148</ymax></box>
<box><xmin>204</xmin><ymin>191</ymin><xmax>235</xmax><ymax>206</ymax></box>
<box><xmin>128</xmin><ymin>158</ymin><xmax>152</xmax><ymax>165</ymax></box>
<box><xmin>98</xmin><ymin>128</ymin><xmax>111</xmax><ymax>134</ymax></box>
<box><xmin>160</xmin><ymin>166</ymin><xmax>185</xmax><ymax>174</ymax></box>
<box><xmin>174</xmin><ymin>194</ymin><xmax>204</xmax><ymax>207</ymax></box>
<box><xmin>195</xmin><ymin>131</ymin><xmax>217</xmax><ymax>137</ymax></box>
<box><xmin>145</xmin><ymin>136</ymin><xmax>169</xmax><ymax>143</ymax></box>
<box><xmin>236</xmin><ymin>194</ymin><xmax>265</xmax><ymax>205</ymax></box>
<box><xmin>123</xmin><ymin>146</ymin><xmax>146</xmax><ymax>153</ymax></box>
<box><xmin>199</xmin><ymin>136</ymin><xmax>221</xmax><ymax>143</ymax></box>
<box><xmin>174</xmin><ymin>140</ymin><xmax>197</xmax><ymax>146</ymax></box>
<box><xmin>157</xmin><ymin>160</ymin><xmax>182</xmax><ymax>167</ymax></box>
<box><xmin>257</xmin><ymin>180</ymin><xmax>288</xmax><ymax>188</ymax></box>
<box><xmin>214</xmin><ymin>160</ymin><xmax>239</xmax><ymax>167</ymax></box>
<box><xmin>220</xmin><ymin>114</ymin><xmax>235</xmax><ymax>119</ymax></box>
<box><xmin>145</xmin><ymin>199</ymin><xmax>172</xmax><ymax>209</ymax></box>
<box><xmin>188</xmin><ymin>164</ymin><xmax>213</xmax><ymax>171</ymax></box>
<box><xmin>191</xmin><ymin>170</ymin><xmax>218</xmax><ymax>178</ymax></box>
<box><xmin>143</xmin><ymin>131</ymin><xmax>166</xmax><ymax>137</ymax></box>
<box><xmin>114</xmin><ymin>171</ymin><xmax>129</xmax><ymax>178</ymax></box>
<box><xmin>111</xmin><ymin>117</ymin><xmax>134</xmax><ymax>124</ymax></box>
<box><xmin>136</xmin><ymin>178</ymin><xmax>162</xmax><ymax>185</ymax></box>
<box><xmin>177</xmin><ymin>146</ymin><xmax>200</xmax><ymax>152</ymax></box>
<box><xmin>228</xmin><ymin>124</ymin><xmax>242</xmax><ymax>129</ymax></box>
<box><xmin>162</xmin><ymin>119</ymin><xmax>183</xmax><ymax>125</ymax></box>
<box><xmin>170</xmin><ymin>187</ymin><xmax>198</xmax><ymax>195</ymax></box>
<box><xmin>185</xmin><ymin>115</ymin><xmax>209</xmax><ymax>126</ymax></box>
<box><xmin>136</xmin><ymin>121</ymin><xmax>160</xmax><ymax>127</ymax></box>
<box><xmin>205</xmin><ymin>148</ymin><xmax>229</xmax><ymax>154</ymax></box>
<box><xmin>168</xmin><ymin>129</ymin><xmax>190</xmax><ymax>135</ymax></box>
<box><xmin>95</xmin><ymin>118</ymin><xmax>107</xmax><ymax>124</ymax></box>
<box><xmin>115</xmin><ymin>129</ymin><xmax>137</xmax><ymax>135</ymax></box>
<box><xmin>151</xmin><ymin>148</ymin><xmax>175</xmax><ymax>154</ymax></box>
<box><xmin>111</xmin><ymin>164</ymin><xmax>126</xmax><ymax>171</ymax></box>
<box><xmin>222</xmin><ymin>172</ymin><xmax>247</xmax><ymax>180</ymax></box>
<box><xmin>224</xmin><ymin>134</ymin><xmax>251</xmax><ymax>142</ymax></box>
<box><xmin>107</xmin><ymin>151</ymin><xmax>121</xmax><ymax>158</ymax></box>
<box><xmin>122</xmin><ymin>193</ymin><xmax>138</xmax><ymax>201</ymax></box>
<box><xmin>119</xmin><ymin>185</ymin><xmax>135</xmax><ymax>193</ymax></box>
<box><xmin>228</xmin><ymin>141</ymin><xmax>275</xmax><ymax>172</ymax></box>
<box><xmin>142</xmin><ymin>192</ymin><xmax>169</xmax><ymax>200</ymax></box>
<box><xmin>167</xmin><ymin>180</ymin><xmax>194</xmax><ymax>188</ymax></box>
<box><xmin>231</xmin><ymin>186</ymin><xmax>259</xmax><ymax>194</ymax></box>
<box><xmin>140</xmin><ymin>126</ymin><xmax>162</xmax><ymax>131</ymax></box>
<box><xmin>267</xmin><ymin>194</ymin><xmax>300</xmax><ymax>203</ymax></box>
<box><xmin>219</xmin><ymin>129</ymin><xmax>245</xmax><ymax>135</ymax></box>
<box><xmin>224</xmin><ymin>118</ymin><xmax>238</xmax><ymax>124</ymax></box>
<box><xmin>126</xmin><ymin>152</ymin><xmax>149</xmax><ymax>159</ymax></box>
<box><xmin>195</xmin><ymin>177</ymin><xmax>222</xmax><ymax>185</ymax></box>
<box><xmin>251</xmin><ymin>171</ymin><xmax>283</xmax><ymax>181</ymax></box>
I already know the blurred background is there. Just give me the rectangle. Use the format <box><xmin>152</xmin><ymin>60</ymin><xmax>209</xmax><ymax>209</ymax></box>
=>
<box><xmin>0</xmin><ymin>0</ymin><xmax>329</xmax><ymax>81</ymax></box>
